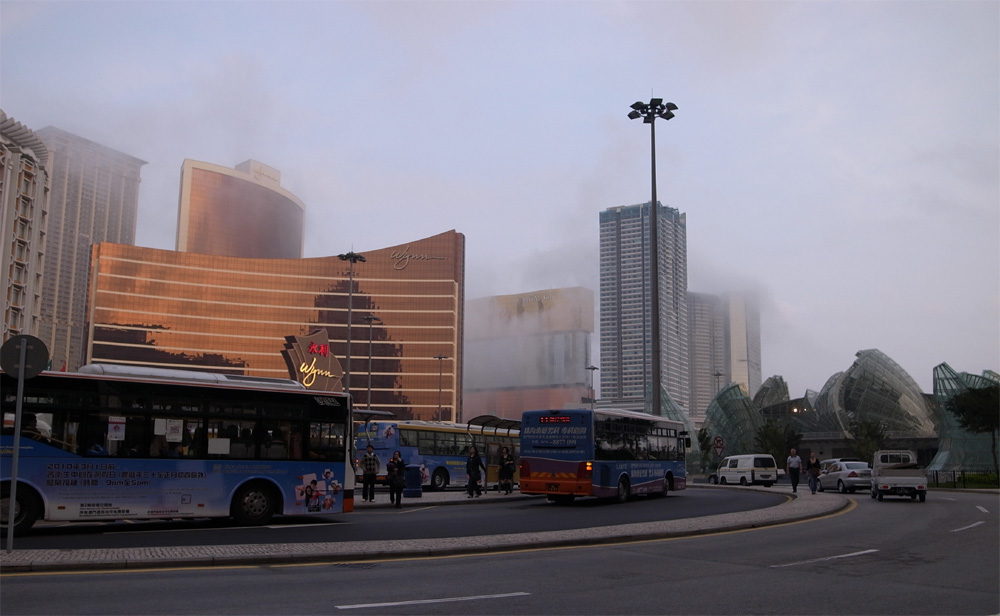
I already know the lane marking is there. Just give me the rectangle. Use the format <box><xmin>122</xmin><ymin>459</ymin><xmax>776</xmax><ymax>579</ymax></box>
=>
<box><xmin>336</xmin><ymin>592</ymin><xmax>530</xmax><ymax>610</ymax></box>
<box><xmin>770</xmin><ymin>549</ymin><xmax>878</xmax><ymax>568</ymax></box>
<box><xmin>951</xmin><ymin>521</ymin><xmax>985</xmax><ymax>533</ymax></box>
<box><xmin>976</xmin><ymin>506</ymin><xmax>989</xmax><ymax>514</ymax></box>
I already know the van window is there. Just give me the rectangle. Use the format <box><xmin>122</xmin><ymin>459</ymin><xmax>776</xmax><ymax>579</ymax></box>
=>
<box><xmin>753</xmin><ymin>457</ymin><xmax>775</xmax><ymax>469</ymax></box>
<box><xmin>728</xmin><ymin>459</ymin><xmax>738</xmax><ymax>468</ymax></box>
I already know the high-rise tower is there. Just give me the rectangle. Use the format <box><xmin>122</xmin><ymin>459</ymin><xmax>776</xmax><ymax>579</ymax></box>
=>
<box><xmin>35</xmin><ymin>126</ymin><xmax>145</xmax><ymax>370</ymax></box>
<box><xmin>599</xmin><ymin>202</ymin><xmax>688</xmax><ymax>414</ymax></box>
<box><xmin>176</xmin><ymin>159</ymin><xmax>304</xmax><ymax>259</ymax></box>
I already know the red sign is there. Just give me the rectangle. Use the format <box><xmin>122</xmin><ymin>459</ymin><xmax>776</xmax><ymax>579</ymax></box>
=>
<box><xmin>713</xmin><ymin>436</ymin><xmax>725</xmax><ymax>457</ymax></box>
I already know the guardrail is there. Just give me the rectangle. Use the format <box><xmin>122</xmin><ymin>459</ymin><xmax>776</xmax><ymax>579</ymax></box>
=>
<box><xmin>927</xmin><ymin>470</ymin><xmax>999</xmax><ymax>489</ymax></box>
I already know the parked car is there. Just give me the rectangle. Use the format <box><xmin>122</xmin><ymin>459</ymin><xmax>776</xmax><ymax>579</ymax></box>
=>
<box><xmin>711</xmin><ymin>454</ymin><xmax>778</xmax><ymax>487</ymax></box>
<box><xmin>819</xmin><ymin>457</ymin><xmax>860</xmax><ymax>474</ymax></box>
<box><xmin>818</xmin><ymin>460</ymin><xmax>872</xmax><ymax>493</ymax></box>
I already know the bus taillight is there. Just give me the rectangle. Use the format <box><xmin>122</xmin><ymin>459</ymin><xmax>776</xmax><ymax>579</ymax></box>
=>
<box><xmin>578</xmin><ymin>461</ymin><xmax>593</xmax><ymax>479</ymax></box>
<box><xmin>520</xmin><ymin>460</ymin><xmax>530</xmax><ymax>477</ymax></box>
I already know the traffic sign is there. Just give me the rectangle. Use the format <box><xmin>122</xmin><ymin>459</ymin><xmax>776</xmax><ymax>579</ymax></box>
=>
<box><xmin>713</xmin><ymin>436</ymin><xmax>725</xmax><ymax>457</ymax></box>
<box><xmin>0</xmin><ymin>335</ymin><xmax>49</xmax><ymax>379</ymax></box>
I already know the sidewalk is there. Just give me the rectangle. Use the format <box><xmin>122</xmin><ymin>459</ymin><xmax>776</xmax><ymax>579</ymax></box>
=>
<box><xmin>0</xmin><ymin>484</ymin><xmax>848</xmax><ymax>573</ymax></box>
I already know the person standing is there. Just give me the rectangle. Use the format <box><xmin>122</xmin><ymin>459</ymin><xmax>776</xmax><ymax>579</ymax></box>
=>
<box><xmin>386</xmin><ymin>450</ymin><xmax>405</xmax><ymax>508</ymax></box>
<box><xmin>360</xmin><ymin>444</ymin><xmax>380</xmax><ymax>503</ymax></box>
<box><xmin>786</xmin><ymin>448</ymin><xmax>803</xmax><ymax>493</ymax></box>
<box><xmin>466</xmin><ymin>445</ymin><xmax>486</xmax><ymax>498</ymax></box>
<box><xmin>806</xmin><ymin>452</ymin><xmax>822</xmax><ymax>494</ymax></box>
<box><xmin>498</xmin><ymin>446</ymin><xmax>516</xmax><ymax>495</ymax></box>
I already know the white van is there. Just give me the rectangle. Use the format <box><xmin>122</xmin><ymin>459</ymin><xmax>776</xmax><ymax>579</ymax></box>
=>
<box><xmin>712</xmin><ymin>454</ymin><xmax>778</xmax><ymax>487</ymax></box>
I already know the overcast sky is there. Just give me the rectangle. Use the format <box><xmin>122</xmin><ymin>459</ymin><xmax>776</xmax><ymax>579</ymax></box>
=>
<box><xmin>2</xmin><ymin>1</ymin><xmax>997</xmax><ymax>396</ymax></box>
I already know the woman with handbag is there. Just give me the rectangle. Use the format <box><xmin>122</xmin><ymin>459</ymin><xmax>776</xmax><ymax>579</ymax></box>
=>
<box><xmin>387</xmin><ymin>451</ymin><xmax>406</xmax><ymax>508</ymax></box>
<box><xmin>498</xmin><ymin>446</ymin><xmax>516</xmax><ymax>495</ymax></box>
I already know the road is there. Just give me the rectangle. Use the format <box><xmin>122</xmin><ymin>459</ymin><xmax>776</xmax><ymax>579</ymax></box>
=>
<box><xmin>3</xmin><ymin>488</ymin><xmax>783</xmax><ymax>550</ymax></box>
<box><xmin>1</xmin><ymin>491</ymin><xmax>996</xmax><ymax>615</ymax></box>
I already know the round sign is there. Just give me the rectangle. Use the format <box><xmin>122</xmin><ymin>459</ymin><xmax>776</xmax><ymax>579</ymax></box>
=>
<box><xmin>712</xmin><ymin>436</ymin><xmax>725</xmax><ymax>456</ymax></box>
<box><xmin>0</xmin><ymin>335</ymin><xmax>50</xmax><ymax>379</ymax></box>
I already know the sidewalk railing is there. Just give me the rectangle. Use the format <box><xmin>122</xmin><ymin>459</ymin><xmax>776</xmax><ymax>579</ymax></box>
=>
<box><xmin>927</xmin><ymin>469</ymin><xmax>999</xmax><ymax>489</ymax></box>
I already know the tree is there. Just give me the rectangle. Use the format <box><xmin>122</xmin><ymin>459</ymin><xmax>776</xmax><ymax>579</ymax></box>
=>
<box><xmin>697</xmin><ymin>427</ymin><xmax>713</xmax><ymax>472</ymax></box>
<box><xmin>755</xmin><ymin>420</ymin><xmax>801</xmax><ymax>462</ymax></box>
<box><xmin>849</xmin><ymin>419</ymin><xmax>887</xmax><ymax>464</ymax></box>
<box><xmin>948</xmin><ymin>385</ymin><xmax>1000</xmax><ymax>478</ymax></box>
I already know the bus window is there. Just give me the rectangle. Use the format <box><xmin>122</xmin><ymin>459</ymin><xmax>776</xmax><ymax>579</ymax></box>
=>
<box><xmin>309</xmin><ymin>422</ymin><xmax>346</xmax><ymax>462</ymax></box>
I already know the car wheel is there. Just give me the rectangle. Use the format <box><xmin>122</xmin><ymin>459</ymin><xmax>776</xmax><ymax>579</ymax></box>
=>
<box><xmin>719</xmin><ymin>477</ymin><xmax>727</xmax><ymax>485</ymax></box>
<box><xmin>818</xmin><ymin>481</ymin><xmax>825</xmax><ymax>493</ymax></box>
<box><xmin>838</xmin><ymin>480</ymin><xmax>848</xmax><ymax>494</ymax></box>
<box><xmin>877</xmin><ymin>489</ymin><xmax>884</xmax><ymax>501</ymax></box>
<box><xmin>739</xmin><ymin>477</ymin><xmax>748</xmax><ymax>486</ymax></box>
<box><xmin>870</xmin><ymin>487</ymin><xmax>877</xmax><ymax>499</ymax></box>
<box><xmin>710</xmin><ymin>475</ymin><xmax>718</xmax><ymax>485</ymax></box>
<box><xmin>918</xmin><ymin>492</ymin><xmax>926</xmax><ymax>502</ymax></box>
<box><xmin>763</xmin><ymin>482</ymin><xmax>773</xmax><ymax>487</ymax></box>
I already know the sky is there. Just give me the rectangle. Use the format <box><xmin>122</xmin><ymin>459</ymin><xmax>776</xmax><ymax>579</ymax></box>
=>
<box><xmin>2</xmin><ymin>1</ymin><xmax>997</xmax><ymax>397</ymax></box>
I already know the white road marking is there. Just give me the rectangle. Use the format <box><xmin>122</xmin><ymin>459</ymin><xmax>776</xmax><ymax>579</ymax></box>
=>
<box><xmin>336</xmin><ymin>592</ymin><xmax>531</xmax><ymax>610</ymax></box>
<box><xmin>976</xmin><ymin>505</ymin><xmax>989</xmax><ymax>513</ymax></box>
<box><xmin>951</xmin><ymin>521</ymin><xmax>985</xmax><ymax>533</ymax></box>
<box><xmin>770</xmin><ymin>549</ymin><xmax>878</xmax><ymax>568</ymax></box>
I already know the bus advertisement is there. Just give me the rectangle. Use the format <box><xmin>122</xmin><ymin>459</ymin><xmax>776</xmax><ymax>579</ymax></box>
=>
<box><xmin>355</xmin><ymin>419</ymin><xmax>519</xmax><ymax>491</ymax></box>
<box><xmin>1</xmin><ymin>365</ymin><xmax>354</xmax><ymax>535</ymax></box>
<box><xmin>519</xmin><ymin>408</ymin><xmax>689</xmax><ymax>504</ymax></box>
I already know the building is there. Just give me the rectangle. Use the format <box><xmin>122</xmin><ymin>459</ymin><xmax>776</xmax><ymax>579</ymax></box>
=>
<box><xmin>176</xmin><ymin>159</ymin><xmax>304</xmax><ymax>259</ymax></box>
<box><xmin>687</xmin><ymin>291</ymin><xmax>762</xmax><ymax>419</ymax></box>
<box><xmin>33</xmin><ymin>126</ymin><xmax>145</xmax><ymax>371</ymax></box>
<box><xmin>0</xmin><ymin>111</ymin><xmax>49</xmax><ymax>343</ymax></box>
<box><xmin>85</xmin><ymin>230</ymin><xmax>465</xmax><ymax>421</ymax></box>
<box><xmin>464</xmin><ymin>287</ymin><xmax>594</xmax><ymax>421</ymax></box>
<box><xmin>599</xmin><ymin>201</ymin><xmax>689</xmax><ymax>415</ymax></box>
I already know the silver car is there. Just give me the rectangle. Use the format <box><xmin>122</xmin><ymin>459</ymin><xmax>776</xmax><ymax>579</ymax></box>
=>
<box><xmin>818</xmin><ymin>461</ymin><xmax>872</xmax><ymax>493</ymax></box>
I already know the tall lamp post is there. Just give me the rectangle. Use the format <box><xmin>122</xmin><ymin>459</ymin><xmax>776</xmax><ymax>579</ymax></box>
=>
<box><xmin>363</xmin><ymin>315</ymin><xmax>382</xmax><ymax>410</ymax></box>
<box><xmin>434</xmin><ymin>354</ymin><xmax>448</xmax><ymax>421</ymax></box>
<box><xmin>337</xmin><ymin>251</ymin><xmax>366</xmax><ymax>393</ymax></box>
<box><xmin>628</xmin><ymin>97</ymin><xmax>678</xmax><ymax>417</ymax></box>
<box><xmin>586</xmin><ymin>365</ymin><xmax>599</xmax><ymax>410</ymax></box>
<box><xmin>713</xmin><ymin>370</ymin><xmax>724</xmax><ymax>392</ymax></box>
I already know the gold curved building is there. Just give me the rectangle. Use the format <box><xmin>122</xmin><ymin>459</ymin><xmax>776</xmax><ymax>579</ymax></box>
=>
<box><xmin>86</xmin><ymin>230</ymin><xmax>464</xmax><ymax>421</ymax></box>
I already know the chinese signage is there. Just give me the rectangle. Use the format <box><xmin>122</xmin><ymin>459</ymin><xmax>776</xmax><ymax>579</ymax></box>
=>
<box><xmin>281</xmin><ymin>329</ymin><xmax>344</xmax><ymax>391</ymax></box>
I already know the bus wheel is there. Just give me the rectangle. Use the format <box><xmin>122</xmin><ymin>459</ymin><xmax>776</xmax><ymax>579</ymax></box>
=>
<box><xmin>1</xmin><ymin>483</ymin><xmax>40</xmax><ymax>536</ymax></box>
<box><xmin>615</xmin><ymin>477</ymin><xmax>630</xmax><ymax>504</ymax></box>
<box><xmin>231</xmin><ymin>482</ymin><xmax>278</xmax><ymax>526</ymax></box>
<box><xmin>430</xmin><ymin>469</ymin><xmax>449</xmax><ymax>491</ymax></box>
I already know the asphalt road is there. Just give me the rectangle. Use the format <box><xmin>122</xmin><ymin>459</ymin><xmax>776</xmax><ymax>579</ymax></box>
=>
<box><xmin>4</xmin><ymin>488</ymin><xmax>784</xmax><ymax>550</ymax></box>
<box><xmin>1</xmin><ymin>490</ymin><xmax>995</xmax><ymax>615</ymax></box>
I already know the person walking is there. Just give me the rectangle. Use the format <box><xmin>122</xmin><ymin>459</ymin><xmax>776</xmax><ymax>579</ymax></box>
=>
<box><xmin>786</xmin><ymin>448</ymin><xmax>803</xmax><ymax>493</ymax></box>
<box><xmin>387</xmin><ymin>450</ymin><xmax>406</xmax><ymax>508</ymax></box>
<box><xmin>360</xmin><ymin>444</ymin><xmax>380</xmax><ymax>503</ymax></box>
<box><xmin>498</xmin><ymin>446</ymin><xmax>516</xmax><ymax>495</ymax></box>
<box><xmin>806</xmin><ymin>452</ymin><xmax>822</xmax><ymax>494</ymax></box>
<box><xmin>466</xmin><ymin>445</ymin><xmax>486</xmax><ymax>498</ymax></box>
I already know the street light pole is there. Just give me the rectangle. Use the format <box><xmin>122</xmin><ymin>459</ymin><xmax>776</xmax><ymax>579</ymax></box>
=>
<box><xmin>628</xmin><ymin>97</ymin><xmax>677</xmax><ymax>417</ymax></box>
<box><xmin>434</xmin><ymin>354</ymin><xmax>448</xmax><ymax>421</ymax></box>
<box><xmin>586</xmin><ymin>365</ymin><xmax>599</xmax><ymax>410</ymax></box>
<box><xmin>363</xmin><ymin>315</ymin><xmax>382</xmax><ymax>410</ymax></box>
<box><xmin>337</xmin><ymin>251</ymin><xmax>366</xmax><ymax>394</ymax></box>
<box><xmin>713</xmin><ymin>370</ymin><xmax>724</xmax><ymax>392</ymax></box>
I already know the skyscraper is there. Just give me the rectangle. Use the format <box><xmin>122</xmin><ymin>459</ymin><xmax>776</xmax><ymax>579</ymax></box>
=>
<box><xmin>34</xmin><ymin>126</ymin><xmax>145</xmax><ymax>370</ymax></box>
<box><xmin>1</xmin><ymin>111</ymin><xmax>49</xmax><ymax>343</ymax></box>
<box><xmin>687</xmin><ymin>291</ymin><xmax>762</xmax><ymax>419</ymax></box>
<box><xmin>176</xmin><ymin>159</ymin><xmax>304</xmax><ymax>259</ymax></box>
<box><xmin>599</xmin><ymin>202</ymin><xmax>688</xmax><ymax>414</ymax></box>
<box><xmin>464</xmin><ymin>287</ymin><xmax>594</xmax><ymax>421</ymax></box>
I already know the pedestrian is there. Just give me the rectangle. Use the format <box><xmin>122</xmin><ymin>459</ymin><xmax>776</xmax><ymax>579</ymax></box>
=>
<box><xmin>806</xmin><ymin>452</ymin><xmax>822</xmax><ymax>494</ymax></box>
<box><xmin>360</xmin><ymin>444</ymin><xmax>380</xmax><ymax>502</ymax></box>
<box><xmin>387</xmin><ymin>450</ymin><xmax>405</xmax><ymax>508</ymax></box>
<box><xmin>498</xmin><ymin>446</ymin><xmax>516</xmax><ymax>495</ymax></box>
<box><xmin>466</xmin><ymin>445</ymin><xmax>486</xmax><ymax>498</ymax></box>
<box><xmin>786</xmin><ymin>448</ymin><xmax>803</xmax><ymax>493</ymax></box>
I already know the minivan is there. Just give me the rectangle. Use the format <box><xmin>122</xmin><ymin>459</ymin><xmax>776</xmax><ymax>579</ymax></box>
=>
<box><xmin>711</xmin><ymin>454</ymin><xmax>778</xmax><ymax>487</ymax></box>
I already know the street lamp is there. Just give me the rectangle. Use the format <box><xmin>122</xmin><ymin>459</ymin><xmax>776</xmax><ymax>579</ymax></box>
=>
<box><xmin>363</xmin><ymin>315</ymin><xmax>382</xmax><ymax>410</ymax></box>
<box><xmin>628</xmin><ymin>97</ymin><xmax>678</xmax><ymax>417</ymax></box>
<box><xmin>713</xmin><ymin>371</ymin><xmax>724</xmax><ymax>392</ymax></box>
<box><xmin>434</xmin><ymin>354</ymin><xmax>448</xmax><ymax>421</ymax></box>
<box><xmin>337</xmin><ymin>251</ymin><xmax>366</xmax><ymax>393</ymax></box>
<box><xmin>586</xmin><ymin>365</ymin><xmax>599</xmax><ymax>410</ymax></box>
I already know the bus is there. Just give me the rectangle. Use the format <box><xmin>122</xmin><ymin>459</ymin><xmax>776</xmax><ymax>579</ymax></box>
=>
<box><xmin>519</xmin><ymin>408</ymin><xmax>689</xmax><ymax>504</ymax></box>
<box><xmin>1</xmin><ymin>364</ymin><xmax>354</xmax><ymax>535</ymax></box>
<box><xmin>354</xmin><ymin>418</ymin><xmax>519</xmax><ymax>491</ymax></box>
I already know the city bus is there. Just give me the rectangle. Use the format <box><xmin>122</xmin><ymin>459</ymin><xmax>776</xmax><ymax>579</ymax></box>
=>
<box><xmin>355</xmin><ymin>418</ymin><xmax>519</xmax><ymax>491</ymax></box>
<box><xmin>520</xmin><ymin>408</ymin><xmax>689</xmax><ymax>504</ymax></box>
<box><xmin>1</xmin><ymin>364</ymin><xmax>354</xmax><ymax>535</ymax></box>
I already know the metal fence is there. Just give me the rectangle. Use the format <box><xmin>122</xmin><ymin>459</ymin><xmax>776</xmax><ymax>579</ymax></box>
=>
<box><xmin>927</xmin><ymin>469</ymin><xmax>1000</xmax><ymax>489</ymax></box>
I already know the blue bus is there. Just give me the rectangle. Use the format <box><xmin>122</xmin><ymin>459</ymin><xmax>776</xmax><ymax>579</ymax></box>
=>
<box><xmin>355</xmin><ymin>418</ymin><xmax>519</xmax><ymax>491</ymax></box>
<box><xmin>520</xmin><ymin>408</ymin><xmax>689</xmax><ymax>503</ymax></box>
<box><xmin>1</xmin><ymin>364</ymin><xmax>354</xmax><ymax>535</ymax></box>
